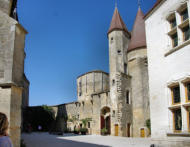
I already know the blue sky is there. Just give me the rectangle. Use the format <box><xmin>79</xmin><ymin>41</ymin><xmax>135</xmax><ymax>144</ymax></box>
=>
<box><xmin>17</xmin><ymin>0</ymin><xmax>156</xmax><ymax>106</ymax></box>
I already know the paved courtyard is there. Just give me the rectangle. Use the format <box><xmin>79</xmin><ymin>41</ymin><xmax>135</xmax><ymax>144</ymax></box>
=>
<box><xmin>22</xmin><ymin>133</ymin><xmax>153</xmax><ymax>147</ymax></box>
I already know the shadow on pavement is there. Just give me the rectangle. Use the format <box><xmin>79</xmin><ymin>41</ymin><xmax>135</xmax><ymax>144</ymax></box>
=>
<box><xmin>22</xmin><ymin>133</ymin><xmax>110</xmax><ymax>147</ymax></box>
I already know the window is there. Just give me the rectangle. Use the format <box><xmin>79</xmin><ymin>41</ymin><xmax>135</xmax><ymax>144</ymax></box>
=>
<box><xmin>110</xmin><ymin>37</ymin><xmax>114</xmax><ymax>44</ymax></box>
<box><xmin>112</xmin><ymin>79</ymin><xmax>115</xmax><ymax>86</ymax></box>
<box><xmin>124</xmin><ymin>63</ymin><xmax>127</xmax><ymax>74</ymax></box>
<box><xmin>117</xmin><ymin>50</ymin><xmax>121</xmax><ymax>54</ymax></box>
<box><xmin>112</xmin><ymin>110</ymin><xmax>115</xmax><ymax>117</ymax></box>
<box><xmin>185</xmin><ymin>82</ymin><xmax>190</xmax><ymax>102</ymax></box>
<box><xmin>171</xmin><ymin>85</ymin><xmax>181</xmax><ymax>104</ymax></box>
<box><xmin>170</xmin><ymin>17</ymin><xmax>177</xmax><ymax>29</ymax></box>
<box><xmin>171</xmin><ymin>33</ymin><xmax>178</xmax><ymax>47</ymax></box>
<box><xmin>79</xmin><ymin>82</ymin><xmax>82</xmax><ymax>96</ymax></box>
<box><xmin>88</xmin><ymin>122</ymin><xmax>90</xmax><ymax>128</ymax></box>
<box><xmin>181</xmin><ymin>8</ymin><xmax>189</xmax><ymax>22</ymax></box>
<box><xmin>126</xmin><ymin>91</ymin><xmax>129</xmax><ymax>104</ymax></box>
<box><xmin>187</xmin><ymin>107</ymin><xmax>190</xmax><ymax>132</ymax></box>
<box><xmin>182</xmin><ymin>25</ymin><xmax>190</xmax><ymax>41</ymax></box>
<box><xmin>173</xmin><ymin>109</ymin><xmax>182</xmax><ymax>132</ymax></box>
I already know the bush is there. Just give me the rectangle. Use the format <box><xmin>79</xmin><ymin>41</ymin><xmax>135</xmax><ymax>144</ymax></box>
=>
<box><xmin>80</xmin><ymin>128</ymin><xmax>88</xmax><ymax>135</ymax></box>
<box><xmin>146</xmin><ymin>119</ymin><xmax>151</xmax><ymax>134</ymax></box>
<box><xmin>101</xmin><ymin>128</ymin><xmax>108</xmax><ymax>135</ymax></box>
<box><xmin>74</xmin><ymin>128</ymin><xmax>80</xmax><ymax>134</ymax></box>
<box><xmin>23</xmin><ymin>105</ymin><xmax>55</xmax><ymax>132</ymax></box>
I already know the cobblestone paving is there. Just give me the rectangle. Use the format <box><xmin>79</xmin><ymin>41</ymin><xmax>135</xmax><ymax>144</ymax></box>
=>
<box><xmin>22</xmin><ymin>133</ymin><xmax>153</xmax><ymax>147</ymax></box>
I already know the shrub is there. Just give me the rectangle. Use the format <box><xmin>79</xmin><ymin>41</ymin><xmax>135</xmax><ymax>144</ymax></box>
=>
<box><xmin>80</xmin><ymin>128</ymin><xmax>88</xmax><ymax>135</ymax></box>
<box><xmin>101</xmin><ymin>128</ymin><xmax>108</xmax><ymax>135</ymax></box>
<box><xmin>146</xmin><ymin>119</ymin><xmax>151</xmax><ymax>134</ymax></box>
<box><xmin>74</xmin><ymin>128</ymin><xmax>80</xmax><ymax>134</ymax></box>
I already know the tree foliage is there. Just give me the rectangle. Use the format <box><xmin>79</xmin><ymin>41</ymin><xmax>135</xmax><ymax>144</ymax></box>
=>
<box><xmin>23</xmin><ymin>105</ymin><xmax>55</xmax><ymax>132</ymax></box>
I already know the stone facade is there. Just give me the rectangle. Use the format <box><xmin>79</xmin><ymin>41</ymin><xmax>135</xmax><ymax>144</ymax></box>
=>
<box><xmin>0</xmin><ymin>0</ymin><xmax>29</xmax><ymax>147</ymax></box>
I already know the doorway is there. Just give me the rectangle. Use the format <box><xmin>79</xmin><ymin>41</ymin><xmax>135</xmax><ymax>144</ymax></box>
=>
<box><xmin>100</xmin><ymin>107</ymin><xmax>111</xmax><ymax>135</ymax></box>
<box><xmin>140</xmin><ymin>128</ymin><xmax>145</xmax><ymax>137</ymax></box>
<box><xmin>115</xmin><ymin>124</ymin><xmax>118</xmax><ymax>136</ymax></box>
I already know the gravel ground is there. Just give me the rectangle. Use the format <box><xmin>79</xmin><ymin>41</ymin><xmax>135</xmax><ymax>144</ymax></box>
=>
<box><xmin>22</xmin><ymin>132</ymin><xmax>153</xmax><ymax>147</ymax></box>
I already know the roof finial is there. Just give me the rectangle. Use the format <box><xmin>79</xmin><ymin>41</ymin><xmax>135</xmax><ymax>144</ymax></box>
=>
<box><xmin>115</xmin><ymin>0</ymin><xmax>117</xmax><ymax>8</ymax></box>
<box><xmin>138</xmin><ymin>0</ymin><xmax>141</xmax><ymax>8</ymax></box>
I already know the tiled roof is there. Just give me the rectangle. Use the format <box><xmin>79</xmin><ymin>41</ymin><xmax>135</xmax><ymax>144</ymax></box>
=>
<box><xmin>128</xmin><ymin>7</ymin><xmax>146</xmax><ymax>52</ymax></box>
<box><xmin>108</xmin><ymin>7</ymin><xmax>130</xmax><ymax>35</ymax></box>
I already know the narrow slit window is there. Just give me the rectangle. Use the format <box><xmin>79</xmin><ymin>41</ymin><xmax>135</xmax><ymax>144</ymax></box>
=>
<box><xmin>126</xmin><ymin>91</ymin><xmax>129</xmax><ymax>104</ymax></box>
<box><xmin>124</xmin><ymin>63</ymin><xmax>127</xmax><ymax>74</ymax></box>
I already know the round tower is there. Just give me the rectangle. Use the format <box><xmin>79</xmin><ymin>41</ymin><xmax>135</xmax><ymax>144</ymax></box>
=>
<box><xmin>127</xmin><ymin>7</ymin><xmax>150</xmax><ymax>137</ymax></box>
<box><xmin>77</xmin><ymin>70</ymin><xmax>109</xmax><ymax>102</ymax></box>
<box><xmin>108</xmin><ymin>6</ymin><xmax>132</xmax><ymax>137</ymax></box>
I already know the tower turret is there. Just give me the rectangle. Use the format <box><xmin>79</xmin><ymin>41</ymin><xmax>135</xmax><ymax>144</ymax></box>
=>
<box><xmin>108</xmin><ymin>7</ymin><xmax>130</xmax><ymax>104</ymax></box>
<box><xmin>127</xmin><ymin>7</ymin><xmax>150</xmax><ymax>137</ymax></box>
<box><xmin>108</xmin><ymin>7</ymin><xmax>132</xmax><ymax>137</ymax></box>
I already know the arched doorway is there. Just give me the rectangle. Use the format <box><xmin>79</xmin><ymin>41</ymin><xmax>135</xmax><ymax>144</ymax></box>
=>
<box><xmin>100</xmin><ymin>107</ymin><xmax>111</xmax><ymax>135</ymax></box>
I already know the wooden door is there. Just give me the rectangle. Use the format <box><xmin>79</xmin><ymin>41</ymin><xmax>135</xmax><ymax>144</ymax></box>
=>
<box><xmin>140</xmin><ymin>128</ymin><xmax>145</xmax><ymax>137</ymax></box>
<box><xmin>115</xmin><ymin>124</ymin><xmax>119</xmax><ymax>136</ymax></box>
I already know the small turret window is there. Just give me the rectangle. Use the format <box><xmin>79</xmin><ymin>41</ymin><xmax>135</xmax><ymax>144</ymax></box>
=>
<box><xmin>126</xmin><ymin>91</ymin><xmax>130</xmax><ymax>104</ymax></box>
<box><xmin>117</xmin><ymin>50</ymin><xmax>121</xmax><ymax>54</ymax></box>
<box><xmin>124</xmin><ymin>63</ymin><xmax>127</xmax><ymax>74</ymax></box>
<box><xmin>112</xmin><ymin>79</ymin><xmax>115</xmax><ymax>86</ymax></box>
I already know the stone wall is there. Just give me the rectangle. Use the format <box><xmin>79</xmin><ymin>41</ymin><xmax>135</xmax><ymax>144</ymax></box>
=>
<box><xmin>77</xmin><ymin>70</ymin><xmax>109</xmax><ymax>101</ymax></box>
<box><xmin>0</xmin><ymin>10</ymin><xmax>16</xmax><ymax>84</ymax></box>
<box><xmin>53</xmin><ymin>90</ymin><xmax>111</xmax><ymax>135</ymax></box>
<box><xmin>127</xmin><ymin>48</ymin><xmax>150</xmax><ymax>137</ymax></box>
<box><xmin>0</xmin><ymin>7</ymin><xmax>28</xmax><ymax>147</ymax></box>
<box><xmin>0</xmin><ymin>0</ymin><xmax>12</xmax><ymax>15</ymax></box>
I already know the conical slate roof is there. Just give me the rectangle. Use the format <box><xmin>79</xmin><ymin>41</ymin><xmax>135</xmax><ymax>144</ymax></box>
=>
<box><xmin>128</xmin><ymin>7</ymin><xmax>146</xmax><ymax>52</ymax></box>
<box><xmin>108</xmin><ymin>7</ymin><xmax>130</xmax><ymax>35</ymax></box>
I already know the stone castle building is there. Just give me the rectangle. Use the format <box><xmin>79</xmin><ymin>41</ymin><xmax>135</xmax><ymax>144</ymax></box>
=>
<box><xmin>0</xmin><ymin>0</ymin><xmax>190</xmax><ymax>147</ymax></box>
<box><xmin>53</xmin><ymin>0</ymin><xmax>190</xmax><ymax>146</ymax></box>
<box><xmin>52</xmin><ymin>5</ymin><xmax>150</xmax><ymax>138</ymax></box>
<box><xmin>0</xmin><ymin>0</ymin><xmax>29</xmax><ymax>147</ymax></box>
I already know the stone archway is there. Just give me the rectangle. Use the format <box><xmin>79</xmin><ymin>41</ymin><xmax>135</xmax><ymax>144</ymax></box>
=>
<box><xmin>100</xmin><ymin>107</ymin><xmax>111</xmax><ymax>135</ymax></box>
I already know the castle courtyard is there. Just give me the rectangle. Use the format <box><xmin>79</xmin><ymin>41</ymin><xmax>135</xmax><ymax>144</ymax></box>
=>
<box><xmin>22</xmin><ymin>133</ymin><xmax>152</xmax><ymax>147</ymax></box>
